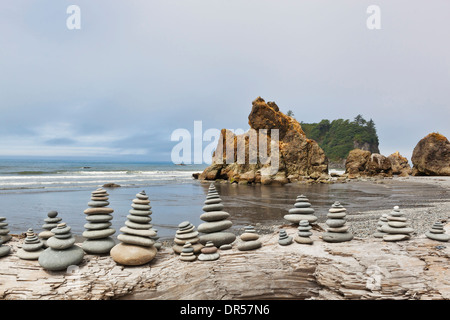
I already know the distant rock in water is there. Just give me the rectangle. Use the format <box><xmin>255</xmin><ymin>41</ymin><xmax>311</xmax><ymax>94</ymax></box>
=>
<box><xmin>388</xmin><ymin>151</ymin><xmax>412</xmax><ymax>177</ymax></box>
<box><xmin>344</xmin><ymin>149</ymin><xmax>393</xmax><ymax>178</ymax></box>
<box><xmin>103</xmin><ymin>183</ymin><xmax>121</xmax><ymax>188</ymax></box>
<box><xmin>411</xmin><ymin>133</ymin><xmax>450</xmax><ymax>176</ymax></box>
<box><xmin>199</xmin><ymin>97</ymin><xmax>328</xmax><ymax>185</ymax></box>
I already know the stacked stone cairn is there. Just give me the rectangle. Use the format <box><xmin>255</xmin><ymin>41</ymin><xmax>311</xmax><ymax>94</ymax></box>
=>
<box><xmin>173</xmin><ymin>221</ymin><xmax>203</xmax><ymax>254</ymax></box>
<box><xmin>180</xmin><ymin>242</ymin><xmax>196</xmax><ymax>262</ymax></box>
<box><xmin>294</xmin><ymin>220</ymin><xmax>313</xmax><ymax>244</ymax></box>
<box><xmin>322</xmin><ymin>201</ymin><xmax>353</xmax><ymax>243</ymax></box>
<box><xmin>284</xmin><ymin>195</ymin><xmax>318</xmax><ymax>225</ymax></box>
<box><xmin>425</xmin><ymin>221</ymin><xmax>450</xmax><ymax>242</ymax></box>
<box><xmin>38</xmin><ymin>223</ymin><xmax>84</xmax><ymax>271</ymax></box>
<box><xmin>0</xmin><ymin>239</ymin><xmax>10</xmax><ymax>258</ymax></box>
<box><xmin>0</xmin><ymin>217</ymin><xmax>11</xmax><ymax>243</ymax></box>
<box><xmin>237</xmin><ymin>226</ymin><xmax>262</xmax><ymax>251</ymax></box>
<box><xmin>110</xmin><ymin>191</ymin><xmax>157</xmax><ymax>266</ymax></box>
<box><xmin>82</xmin><ymin>188</ymin><xmax>116</xmax><ymax>254</ymax></box>
<box><xmin>198</xmin><ymin>241</ymin><xmax>220</xmax><ymax>261</ymax></box>
<box><xmin>381</xmin><ymin>206</ymin><xmax>414</xmax><ymax>242</ymax></box>
<box><xmin>278</xmin><ymin>229</ymin><xmax>293</xmax><ymax>246</ymax></box>
<box><xmin>198</xmin><ymin>184</ymin><xmax>236</xmax><ymax>248</ymax></box>
<box><xmin>39</xmin><ymin>211</ymin><xmax>62</xmax><ymax>247</ymax></box>
<box><xmin>17</xmin><ymin>228</ymin><xmax>44</xmax><ymax>260</ymax></box>
<box><xmin>373</xmin><ymin>214</ymin><xmax>389</xmax><ymax>238</ymax></box>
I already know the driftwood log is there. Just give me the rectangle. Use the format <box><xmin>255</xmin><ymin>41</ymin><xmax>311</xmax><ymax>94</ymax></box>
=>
<box><xmin>0</xmin><ymin>224</ymin><xmax>449</xmax><ymax>300</ymax></box>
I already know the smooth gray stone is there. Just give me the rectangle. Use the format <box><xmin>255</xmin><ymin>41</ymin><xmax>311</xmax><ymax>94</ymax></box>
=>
<box><xmin>85</xmin><ymin>214</ymin><xmax>113</xmax><ymax>222</ymax></box>
<box><xmin>17</xmin><ymin>248</ymin><xmax>44</xmax><ymax>260</ymax></box>
<box><xmin>42</xmin><ymin>223</ymin><xmax>59</xmax><ymax>230</ymax></box>
<box><xmin>178</xmin><ymin>221</ymin><xmax>191</xmax><ymax>228</ymax></box>
<box><xmin>429</xmin><ymin>229</ymin><xmax>445</xmax><ymax>234</ymax></box>
<box><xmin>120</xmin><ymin>227</ymin><xmax>157</xmax><ymax>238</ymax></box>
<box><xmin>387</xmin><ymin>216</ymin><xmax>407</xmax><ymax>222</ymax></box>
<box><xmin>82</xmin><ymin>237</ymin><xmax>116</xmax><ymax>254</ymax></box>
<box><xmin>326</xmin><ymin>219</ymin><xmax>346</xmax><ymax>228</ymax></box>
<box><xmin>38</xmin><ymin>246</ymin><xmax>84</xmax><ymax>271</ymax></box>
<box><xmin>204</xmin><ymin>198</ymin><xmax>222</xmax><ymax>205</ymax></box>
<box><xmin>44</xmin><ymin>217</ymin><xmax>62</xmax><ymax>223</ymax></box>
<box><xmin>46</xmin><ymin>236</ymin><xmax>75</xmax><ymax>250</ymax></box>
<box><xmin>327</xmin><ymin>225</ymin><xmax>349</xmax><ymax>233</ymax></box>
<box><xmin>55</xmin><ymin>232</ymin><xmax>72</xmax><ymax>239</ymax></box>
<box><xmin>200</xmin><ymin>211</ymin><xmax>230</xmax><ymax>222</ymax></box>
<box><xmin>84</xmin><ymin>222</ymin><xmax>112</xmax><ymax>230</ymax></box>
<box><xmin>198</xmin><ymin>252</ymin><xmax>220</xmax><ymax>261</ymax></box>
<box><xmin>0</xmin><ymin>222</ymin><xmax>8</xmax><ymax>227</ymax></box>
<box><xmin>294</xmin><ymin>202</ymin><xmax>312</xmax><ymax>208</ymax></box>
<box><xmin>177</xmin><ymin>225</ymin><xmax>195</xmax><ymax>234</ymax></box>
<box><xmin>0</xmin><ymin>245</ymin><xmax>11</xmax><ymax>257</ymax></box>
<box><xmin>294</xmin><ymin>235</ymin><xmax>313</xmax><ymax>244</ymax></box>
<box><xmin>219</xmin><ymin>244</ymin><xmax>232</xmax><ymax>250</ymax></box>
<box><xmin>182</xmin><ymin>246</ymin><xmax>194</xmax><ymax>253</ymax></box>
<box><xmin>22</xmin><ymin>242</ymin><xmax>44</xmax><ymax>251</ymax></box>
<box><xmin>278</xmin><ymin>236</ymin><xmax>293</xmax><ymax>246</ymax></box>
<box><xmin>373</xmin><ymin>232</ymin><xmax>387</xmax><ymax>238</ymax></box>
<box><xmin>383</xmin><ymin>234</ymin><xmax>410</xmax><ymax>242</ymax></box>
<box><xmin>327</xmin><ymin>212</ymin><xmax>347</xmax><ymax>219</ymax></box>
<box><xmin>125</xmin><ymin>220</ymin><xmax>152</xmax><ymax>230</ymax></box>
<box><xmin>284</xmin><ymin>214</ymin><xmax>317</xmax><ymax>224</ymax></box>
<box><xmin>298</xmin><ymin>231</ymin><xmax>312</xmax><ymax>237</ymax></box>
<box><xmin>388</xmin><ymin>221</ymin><xmax>407</xmax><ymax>228</ymax></box>
<box><xmin>47</xmin><ymin>211</ymin><xmax>58</xmax><ymax>218</ymax></box>
<box><xmin>323</xmin><ymin>232</ymin><xmax>353</xmax><ymax>243</ymax></box>
<box><xmin>82</xmin><ymin>228</ymin><xmax>115</xmax><ymax>239</ymax></box>
<box><xmin>288</xmin><ymin>208</ymin><xmax>315</xmax><ymax>214</ymax></box>
<box><xmin>0</xmin><ymin>235</ymin><xmax>12</xmax><ymax>242</ymax></box>
<box><xmin>202</xmin><ymin>204</ymin><xmax>224</xmax><ymax>212</ymax></box>
<box><xmin>237</xmin><ymin>240</ymin><xmax>261</xmax><ymax>251</ymax></box>
<box><xmin>117</xmin><ymin>234</ymin><xmax>155</xmax><ymax>247</ymax></box>
<box><xmin>298</xmin><ymin>226</ymin><xmax>312</xmax><ymax>231</ymax></box>
<box><xmin>381</xmin><ymin>225</ymin><xmax>414</xmax><ymax>234</ymax></box>
<box><xmin>131</xmin><ymin>203</ymin><xmax>151</xmax><ymax>210</ymax></box>
<box><xmin>127</xmin><ymin>214</ymin><xmax>152</xmax><ymax>224</ymax></box>
<box><xmin>136</xmin><ymin>192</ymin><xmax>148</xmax><ymax>200</ymax></box>
<box><xmin>176</xmin><ymin>230</ymin><xmax>199</xmax><ymax>240</ymax></box>
<box><xmin>128</xmin><ymin>209</ymin><xmax>152</xmax><ymax>216</ymax></box>
<box><xmin>87</xmin><ymin>201</ymin><xmax>109</xmax><ymax>207</ymax></box>
<box><xmin>198</xmin><ymin>220</ymin><xmax>232</xmax><ymax>233</ymax></box>
<box><xmin>425</xmin><ymin>232</ymin><xmax>450</xmax><ymax>242</ymax></box>
<box><xmin>0</xmin><ymin>229</ymin><xmax>10</xmax><ymax>235</ymax></box>
<box><xmin>199</xmin><ymin>232</ymin><xmax>236</xmax><ymax>247</ymax></box>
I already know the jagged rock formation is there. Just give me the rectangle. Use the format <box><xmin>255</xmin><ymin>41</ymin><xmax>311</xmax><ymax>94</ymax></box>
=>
<box><xmin>388</xmin><ymin>152</ymin><xmax>412</xmax><ymax>177</ymax></box>
<box><xmin>345</xmin><ymin>149</ymin><xmax>393</xmax><ymax>178</ymax></box>
<box><xmin>199</xmin><ymin>97</ymin><xmax>328</xmax><ymax>185</ymax></box>
<box><xmin>412</xmin><ymin>133</ymin><xmax>450</xmax><ymax>176</ymax></box>
<box><xmin>1</xmin><ymin>224</ymin><xmax>449</xmax><ymax>300</ymax></box>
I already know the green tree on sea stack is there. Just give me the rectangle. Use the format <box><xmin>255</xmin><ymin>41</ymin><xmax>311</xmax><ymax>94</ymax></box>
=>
<box><xmin>286</xmin><ymin>110</ymin><xmax>295</xmax><ymax>117</ymax></box>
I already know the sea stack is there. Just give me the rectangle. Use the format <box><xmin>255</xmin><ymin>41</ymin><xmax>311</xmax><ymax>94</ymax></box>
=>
<box><xmin>82</xmin><ymin>188</ymin><xmax>116</xmax><ymax>254</ymax></box>
<box><xmin>294</xmin><ymin>220</ymin><xmax>314</xmax><ymax>244</ymax></box>
<box><xmin>322</xmin><ymin>201</ymin><xmax>353</xmax><ymax>243</ymax></box>
<box><xmin>198</xmin><ymin>184</ymin><xmax>236</xmax><ymax>248</ymax></box>
<box><xmin>39</xmin><ymin>211</ymin><xmax>62</xmax><ymax>247</ymax></box>
<box><xmin>425</xmin><ymin>221</ymin><xmax>450</xmax><ymax>242</ymax></box>
<box><xmin>284</xmin><ymin>195</ymin><xmax>318</xmax><ymax>225</ymax></box>
<box><xmin>17</xmin><ymin>228</ymin><xmax>44</xmax><ymax>260</ymax></box>
<box><xmin>38</xmin><ymin>223</ymin><xmax>84</xmax><ymax>271</ymax></box>
<box><xmin>180</xmin><ymin>242</ymin><xmax>197</xmax><ymax>262</ymax></box>
<box><xmin>110</xmin><ymin>191</ymin><xmax>157</xmax><ymax>266</ymax></box>
<box><xmin>0</xmin><ymin>217</ymin><xmax>11</xmax><ymax>243</ymax></box>
<box><xmin>198</xmin><ymin>241</ymin><xmax>220</xmax><ymax>261</ymax></box>
<box><xmin>373</xmin><ymin>214</ymin><xmax>389</xmax><ymax>238</ymax></box>
<box><xmin>237</xmin><ymin>226</ymin><xmax>262</xmax><ymax>251</ymax></box>
<box><xmin>173</xmin><ymin>221</ymin><xmax>203</xmax><ymax>254</ymax></box>
<box><xmin>278</xmin><ymin>229</ymin><xmax>293</xmax><ymax>246</ymax></box>
<box><xmin>381</xmin><ymin>206</ymin><xmax>414</xmax><ymax>242</ymax></box>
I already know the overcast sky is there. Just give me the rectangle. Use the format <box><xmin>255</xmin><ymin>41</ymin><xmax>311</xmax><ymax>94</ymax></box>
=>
<box><xmin>0</xmin><ymin>0</ymin><xmax>449</xmax><ymax>163</ymax></box>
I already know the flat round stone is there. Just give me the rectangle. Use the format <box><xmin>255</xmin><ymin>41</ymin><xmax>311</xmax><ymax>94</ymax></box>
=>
<box><xmin>202</xmin><ymin>204</ymin><xmax>225</xmax><ymax>212</ymax></box>
<box><xmin>17</xmin><ymin>248</ymin><xmax>44</xmax><ymax>260</ymax></box>
<box><xmin>387</xmin><ymin>216</ymin><xmax>407</xmax><ymax>222</ymax></box>
<box><xmin>128</xmin><ymin>209</ymin><xmax>152</xmax><ymax>216</ymax></box>
<box><xmin>383</xmin><ymin>234</ymin><xmax>410</xmax><ymax>242</ymax></box>
<box><xmin>198</xmin><ymin>252</ymin><xmax>220</xmax><ymax>261</ymax></box>
<box><xmin>46</xmin><ymin>236</ymin><xmax>75</xmax><ymax>250</ymax></box>
<box><xmin>425</xmin><ymin>232</ymin><xmax>450</xmax><ymax>242</ymax></box>
<box><xmin>294</xmin><ymin>236</ymin><xmax>313</xmax><ymax>245</ymax></box>
<box><xmin>82</xmin><ymin>228</ymin><xmax>115</xmax><ymax>239</ymax></box>
<box><xmin>325</xmin><ymin>219</ymin><xmax>346</xmax><ymax>228</ymax></box>
<box><xmin>237</xmin><ymin>240</ymin><xmax>261</xmax><ymax>251</ymax></box>
<box><xmin>199</xmin><ymin>232</ymin><xmax>236</xmax><ymax>247</ymax></box>
<box><xmin>0</xmin><ymin>245</ymin><xmax>10</xmax><ymax>257</ymax></box>
<box><xmin>38</xmin><ymin>246</ymin><xmax>84</xmax><ymax>271</ymax></box>
<box><xmin>91</xmin><ymin>196</ymin><xmax>109</xmax><ymax>201</ymax></box>
<box><xmin>288</xmin><ymin>208</ymin><xmax>315</xmax><ymax>214</ymax></box>
<box><xmin>117</xmin><ymin>234</ymin><xmax>155</xmax><ymax>247</ymax></box>
<box><xmin>120</xmin><ymin>226</ymin><xmax>157</xmax><ymax>238</ymax></box>
<box><xmin>200</xmin><ymin>211</ymin><xmax>231</xmax><ymax>222</ymax></box>
<box><xmin>240</xmin><ymin>232</ymin><xmax>259</xmax><ymax>241</ymax></box>
<box><xmin>136</xmin><ymin>193</ymin><xmax>149</xmax><ymax>200</ymax></box>
<box><xmin>204</xmin><ymin>198</ymin><xmax>222</xmax><ymax>205</ymax></box>
<box><xmin>127</xmin><ymin>215</ymin><xmax>152</xmax><ymax>224</ymax></box>
<box><xmin>85</xmin><ymin>214</ymin><xmax>113</xmax><ymax>222</ymax></box>
<box><xmin>22</xmin><ymin>242</ymin><xmax>44</xmax><ymax>251</ymax></box>
<box><xmin>323</xmin><ymin>232</ymin><xmax>353</xmax><ymax>243</ymax></box>
<box><xmin>388</xmin><ymin>221</ymin><xmax>408</xmax><ymax>228</ymax></box>
<box><xmin>176</xmin><ymin>230</ymin><xmax>199</xmax><ymax>240</ymax></box>
<box><xmin>84</xmin><ymin>207</ymin><xmax>114</xmax><ymax>215</ymax></box>
<box><xmin>294</xmin><ymin>202</ymin><xmax>312</xmax><ymax>208</ymax></box>
<box><xmin>381</xmin><ymin>225</ymin><xmax>414</xmax><ymax>234</ymax></box>
<box><xmin>327</xmin><ymin>212</ymin><xmax>347</xmax><ymax>219</ymax></box>
<box><xmin>326</xmin><ymin>225</ymin><xmax>349</xmax><ymax>233</ymax></box>
<box><xmin>329</xmin><ymin>208</ymin><xmax>346</xmax><ymax>213</ymax></box>
<box><xmin>172</xmin><ymin>242</ymin><xmax>203</xmax><ymax>254</ymax></box>
<box><xmin>125</xmin><ymin>220</ymin><xmax>152</xmax><ymax>230</ymax></box>
<box><xmin>198</xmin><ymin>220</ymin><xmax>232</xmax><ymax>233</ymax></box>
<box><xmin>279</xmin><ymin>236</ymin><xmax>293</xmax><ymax>246</ymax></box>
<box><xmin>110</xmin><ymin>242</ymin><xmax>157</xmax><ymax>266</ymax></box>
<box><xmin>82</xmin><ymin>237</ymin><xmax>116</xmax><ymax>254</ymax></box>
<box><xmin>177</xmin><ymin>225</ymin><xmax>195</xmax><ymax>234</ymax></box>
<box><xmin>88</xmin><ymin>201</ymin><xmax>109</xmax><ymax>207</ymax></box>
<box><xmin>131</xmin><ymin>203</ymin><xmax>151</xmax><ymax>210</ymax></box>
<box><xmin>133</xmin><ymin>199</ymin><xmax>150</xmax><ymax>205</ymax></box>
<box><xmin>284</xmin><ymin>214</ymin><xmax>318</xmax><ymax>224</ymax></box>
<box><xmin>83</xmin><ymin>222</ymin><xmax>112</xmax><ymax>230</ymax></box>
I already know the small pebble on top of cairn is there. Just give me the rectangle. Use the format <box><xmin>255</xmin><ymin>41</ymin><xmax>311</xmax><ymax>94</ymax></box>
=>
<box><xmin>278</xmin><ymin>229</ymin><xmax>293</xmax><ymax>246</ymax></box>
<box><xmin>294</xmin><ymin>220</ymin><xmax>313</xmax><ymax>245</ymax></box>
<box><xmin>39</xmin><ymin>210</ymin><xmax>62</xmax><ymax>247</ymax></box>
<box><xmin>198</xmin><ymin>241</ymin><xmax>220</xmax><ymax>261</ymax></box>
<box><xmin>17</xmin><ymin>228</ymin><xmax>44</xmax><ymax>260</ymax></box>
<box><xmin>0</xmin><ymin>217</ymin><xmax>12</xmax><ymax>243</ymax></box>
<box><xmin>237</xmin><ymin>226</ymin><xmax>262</xmax><ymax>251</ymax></box>
<box><xmin>425</xmin><ymin>221</ymin><xmax>450</xmax><ymax>242</ymax></box>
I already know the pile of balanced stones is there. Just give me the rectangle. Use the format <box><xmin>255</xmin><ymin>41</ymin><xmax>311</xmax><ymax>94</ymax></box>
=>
<box><xmin>173</xmin><ymin>221</ymin><xmax>203</xmax><ymax>254</ymax></box>
<box><xmin>179</xmin><ymin>242</ymin><xmax>196</xmax><ymax>262</ymax></box>
<box><xmin>110</xmin><ymin>191</ymin><xmax>157</xmax><ymax>266</ymax></box>
<box><xmin>198</xmin><ymin>184</ymin><xmax>236</xmax><ymax>248</ymax></box>
<box><xmin>198</xmin><ymin>241</ymin><xmax>220</xmax><ymax>261</ymax></box>
<box><xmin>38</xmin><ymin>222</ymin><xmax>84</xmax><ymax>271</ymax></box>
<box><xmin>294</xmin><ymin>220</ymin><xmax>313</xmax><ymax>244</ymax></box>
<box><xmin>237</xmin><ymin>226</ymin><xmax>261</xmax><ymax>251</ymax></box>
<box><xmin>322</xmin><ymin>201</ymin><xmax>353</xmax><ymax>243</ymax></box>
<box><xmin>284</xmin><ymin>195</ymin><xmax>318</xmax><ymax>225</ymax></box>
<box><xmin>17</xmin><ymin>228</ymin><xmax>44</xmax><ymax>260</ymax></box>
<box><xmin>0</xmin><ymin>217</ymin><xmax>11</xmax><ymax>243</ymax></box>
<box><xmin>38</xmin><ymin>211</ymin><xmax>62</xmax><ymax>247</ymax></box>
<box><xmin>373</xmin><ymin>213</ymin><xmax>389</xmax><ymax>238</ymax></box>
<box><xmin>381</xmin><ymin>206</ymin><xmax>414</xmax><ymax>242</ymax></box>
<box><xmin>82</xmin><ymin>188</ymin><xmax>116</xmax><ymax>254</ymax></box>
<box><xmin>0</xmin><ymin>239</ymin><xmax>10</xmax><ymax>258</ymax></box>
<box><xmin>425</xmin><ymin>221</ymin><xmax>450</xmax><ymax>242</ymax></box>
<box><xmin>278</xmin><ymin>229</ymin><xmax>293</xmax><ymax>246</ymax></box>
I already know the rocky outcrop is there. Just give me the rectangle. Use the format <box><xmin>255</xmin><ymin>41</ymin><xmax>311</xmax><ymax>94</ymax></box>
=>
<box><xmin>1</xmin><ymin>224</ymin><xmax>449</xmax><ymax>300</ymax></box>
<box><xmin>412</xmin><ymin>133</ymin><xmax>450</xmax><ymax>176</ymax></box>
<box><xmin>345</xmin><ymin>149</ymin><xmax>393</xmax><ymax>179</ymax></box>
<box><xmin>199</xmin><ymin>97</ymin><xmax>328</xmax><ymax>185</ymax></box>
<box><xmin>388</xmin><ymin>152</ymin><xmax>412</xmax><ymax>177</ymax></box>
